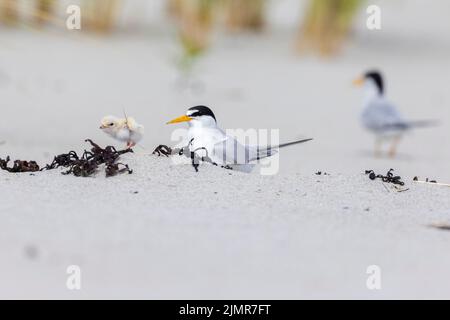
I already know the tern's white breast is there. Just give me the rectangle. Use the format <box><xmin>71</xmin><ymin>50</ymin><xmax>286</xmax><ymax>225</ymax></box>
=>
<box><xmin>115</xmin><ymin>128</ymin><xmax>131</xmax><ymax>142</ymax></box>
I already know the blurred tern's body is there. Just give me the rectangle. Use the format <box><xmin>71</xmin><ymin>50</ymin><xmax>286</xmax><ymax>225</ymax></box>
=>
<box><xmin>354</xmin><ymin>70</ymin><xmax>434</xmax><ymax>157</ymax></box>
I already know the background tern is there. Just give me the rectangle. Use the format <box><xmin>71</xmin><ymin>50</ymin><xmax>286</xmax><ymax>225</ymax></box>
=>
<box><xmin>353</xmin><ymin>70</ymin><xmax>436</xmax><ymax>157</ymax></box>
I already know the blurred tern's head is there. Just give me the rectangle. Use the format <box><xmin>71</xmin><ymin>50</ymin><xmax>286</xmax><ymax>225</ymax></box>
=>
<box><xmin>353</xmin><ymin>70</ymin><xmax>384</xmax><ymax>96</ymax></box>
<box><xmin>166</xmin><ymin>105</ymin><xmax>217</xmax><ymax>128</ymax></box>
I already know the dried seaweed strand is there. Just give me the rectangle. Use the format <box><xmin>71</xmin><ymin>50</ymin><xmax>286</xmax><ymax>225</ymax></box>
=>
<box><xmin>365</xmin><ymin>169</ymin><xmax>405</xmax><ymax>186</ymax></box>
<box><xmin>0</xmin><ymin>139</ymin><xmax>133</xmax><ymax>177</ymax></box>
<box><xmin>0</xmin><ymin>157</ymin><xmax>40</xmax><ymax>173</ymax></box>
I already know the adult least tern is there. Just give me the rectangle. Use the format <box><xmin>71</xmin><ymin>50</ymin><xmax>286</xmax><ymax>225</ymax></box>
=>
<box><xmin>100</xmin><ymin>115</ymin><xmax>144</xmax><ymax>148</ymax></box>
<box><xmin>155</xmin><ymin>105</ymin><xmax>312</xmax><ymax>172</ymax></box>
<box><xmin>353</xmin><ymin>70</ymin><xmax>435</xmax><ymax>157</ymax></box>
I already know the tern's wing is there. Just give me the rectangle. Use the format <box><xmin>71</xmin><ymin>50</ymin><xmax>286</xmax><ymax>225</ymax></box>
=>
<box><xmin>130</xmin><ymin>127</ymin><xmax>144</xmax><ymax>143</ymax></box>
<box><xmin>130</xmin><ymin>124</ymin><xmax>144</xmax><ymax>143</ymax></box>
<box><xmin>212</xmin><ymin>134</ymin><xmax>253</xmax><ymax>165</ymax></box>
<box><xmin>212</xmin><ymin>135</ymin><xmax>312</xmax><ymax>164</ymax></box>
<box><xmin>361</xmin><ymin>99</ymin><xmax>408</xmax><ymax>132</ymax></box>
<box><xmin>210</xmin><ymin>135</ymin><xmax>257</xmax><ymax>172</ymax></box>
<box><xmin>122</xmin><ymin>117</ymin><xmax>144</xmax><ymax>143</ymax></box>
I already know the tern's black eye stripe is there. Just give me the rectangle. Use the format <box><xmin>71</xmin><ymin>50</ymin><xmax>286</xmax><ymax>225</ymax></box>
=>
<box><xmin>188</xmin><ymin>105</ymin><xmax>217</xmax><ymax>121</ymax></box>
<box><xmin>189</xmin><ymin>112</ymin><xmax>202</xmax><ymax>118</ymax></box>
<box><xmin>364</xmin><ymin>71</ymin><xmax>384</xmax><ymax>94</ymax></box>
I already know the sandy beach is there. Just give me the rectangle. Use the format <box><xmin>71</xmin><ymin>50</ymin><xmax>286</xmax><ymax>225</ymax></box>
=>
<box><xmin>0</xmin><ymin>0</ymin><xmax>450</xmax><ymax>299</ymax></box>
<box><xmin>1</xmin><ymin>155</ymin><xmax>450</xmax><ymax>299</ymax></box>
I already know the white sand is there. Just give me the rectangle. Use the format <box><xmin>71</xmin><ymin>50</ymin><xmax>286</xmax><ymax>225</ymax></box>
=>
<box><xmin>0</xmin><ymin>155</ymin><xmax>450</xmax><ymax>299</ymax></box>
<box><xmin>1</xmin><ymin>0</ymin><xmax>450</xmax><ymax>299</ymax></box>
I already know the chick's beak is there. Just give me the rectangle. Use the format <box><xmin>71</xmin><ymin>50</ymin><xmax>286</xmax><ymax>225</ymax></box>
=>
<box><xmin>99</xmin><ymin>124</ymin><xmax>107</xmax><ymax>129</ymax></box>
<box><xmin>166</xmin><ymin>115</ymin><xmax>192</xmax><ymax>124</ymax></box>
<box><xmin>352</xmin><ymin>76</ymin><xmax>364</xmax><ymax>86</ymax></box>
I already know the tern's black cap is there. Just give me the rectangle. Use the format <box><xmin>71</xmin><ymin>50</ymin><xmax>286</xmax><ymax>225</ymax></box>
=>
<box><xmin>364</xmin><ymin>70</ymin><xmax>384</xmax><ymax>94</ymax></box>
<box><xmin>187</xmin><ymin>105</ymin><xmax>216</xmax><ymax>122</ymax></box>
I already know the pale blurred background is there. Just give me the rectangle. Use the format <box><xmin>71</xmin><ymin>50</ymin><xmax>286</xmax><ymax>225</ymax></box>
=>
<box><xmin>0</xmin><ymin>0</ymin><xmax>449</xmax><ymax>179</ymax></box>
<box><xmin>2</xmin><ymin>0</ymin><xmax>450</xmax><ymax>300</ymax></box>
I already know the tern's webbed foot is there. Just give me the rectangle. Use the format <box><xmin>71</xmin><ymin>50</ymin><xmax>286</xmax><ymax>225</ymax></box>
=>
<box><xmin>152</xmin><ymin>145</ymin><xmax>172</xmax><ymax>157</ymax></box>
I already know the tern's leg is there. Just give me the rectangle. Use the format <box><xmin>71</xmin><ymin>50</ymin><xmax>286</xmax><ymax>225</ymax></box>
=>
<box><xmin>374</xmin><ymin>137</ymin><xmax>382</xmax><ymax>158</ymax></box>
<box><xmin>388</xmin><ymin>135</ymin><xmax>402</xmax><ymax>158</ymax></box>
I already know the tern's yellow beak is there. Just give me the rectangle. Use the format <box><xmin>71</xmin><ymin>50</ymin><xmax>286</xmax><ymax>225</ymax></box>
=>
<box><xmin>352</xmin><ymin>76</ymin><xmax>364</xmax><ymax>86</ymax></box>
<box><xmin>166</xmin><ymin>115</ymin><xmax>193</xmax><ymax>124</ymax></box>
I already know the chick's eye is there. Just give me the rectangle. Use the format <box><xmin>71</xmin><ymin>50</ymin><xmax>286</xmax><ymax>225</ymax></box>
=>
<box><xmin>109</xmin><ymin>123</ymin><xmax>114</xmax><ymax>126</ymax></box>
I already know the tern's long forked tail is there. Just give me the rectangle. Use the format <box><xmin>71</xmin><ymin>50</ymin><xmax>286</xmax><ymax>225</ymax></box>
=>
<box><xmin>253</xmin><ymin>138</ymin><xmax>313</xmax><ymax>161</ymax></box>
<box><xmin>277</xmin><ymin>138</ymin><xmax>314</xmax><ymax>149</ymax></box>
<box><xmin>382</xmin><ymin>120</ymin><xmax>439</xmax><ymax>131</ymax></box>
<box><xmin>407</xmin><ymin>120</ymin><xmax>439</xmax><ymax>128</ymax></box>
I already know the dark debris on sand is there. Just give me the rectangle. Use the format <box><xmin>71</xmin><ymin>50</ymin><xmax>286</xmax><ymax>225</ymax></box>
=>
<box><xmin>0</xmin><ymin>139</ymin><xmax>133</xmax><ymax>178</ymax></box>
<box><xmin>365</xmin><ymin>169</ymin><xmax>405</xmax><ymax>186</ymax></box>
<box><xmin>413</xmin><ymin>176</ymin><xmax>437</xmax><ymax>183</ymax></box>
<box><xmin>0</xmin><ymin>157</ymin><xmax>40</xmax><ymax>173</ymax></box>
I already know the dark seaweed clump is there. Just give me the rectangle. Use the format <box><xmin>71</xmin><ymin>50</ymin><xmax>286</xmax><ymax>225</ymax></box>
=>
<box><xmin>0</xmin><ymin>157</ymin><xmax>40</xmax><ymax>173</ymax></box>
<box><xmin>0</xmin><ymin>139</ymin><xmax>133</xmax><ymax>177</ymax></box>
<box><xmin>365</xmin><ymin>168</ymin><xmax>405</xmax><ymax>186</ymax></box>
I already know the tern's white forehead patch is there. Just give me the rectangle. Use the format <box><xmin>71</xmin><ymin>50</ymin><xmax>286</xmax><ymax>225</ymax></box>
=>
<box><xmin>186</xmin><ymin>109</ymin><xmax>196</xmax><ymax>116</ymax></box>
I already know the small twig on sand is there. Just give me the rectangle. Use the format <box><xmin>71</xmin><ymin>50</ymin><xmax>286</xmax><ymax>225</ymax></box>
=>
<box><xmin>428</xmin><ymin>223</ymin><xmax>450</xmax><ymax>231</ymax></box>
<box><xmin>381</xmin><ymin>182</ymin><xmax>390</xmax><ymax>193</ymax></box>
<box><xmin>413</xmin><ymin>177</ymin><xmax>450</xmax><ymax>187</ymax></box>
<box><xmin>394</xmin><ymin>186</ymin><xmax>409</xmax><ymax>193</ymax></box>
<box><xmin>415</xmin><ymin>181</ymin><xmax>450</xmax><ymax>187</ymax></box>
